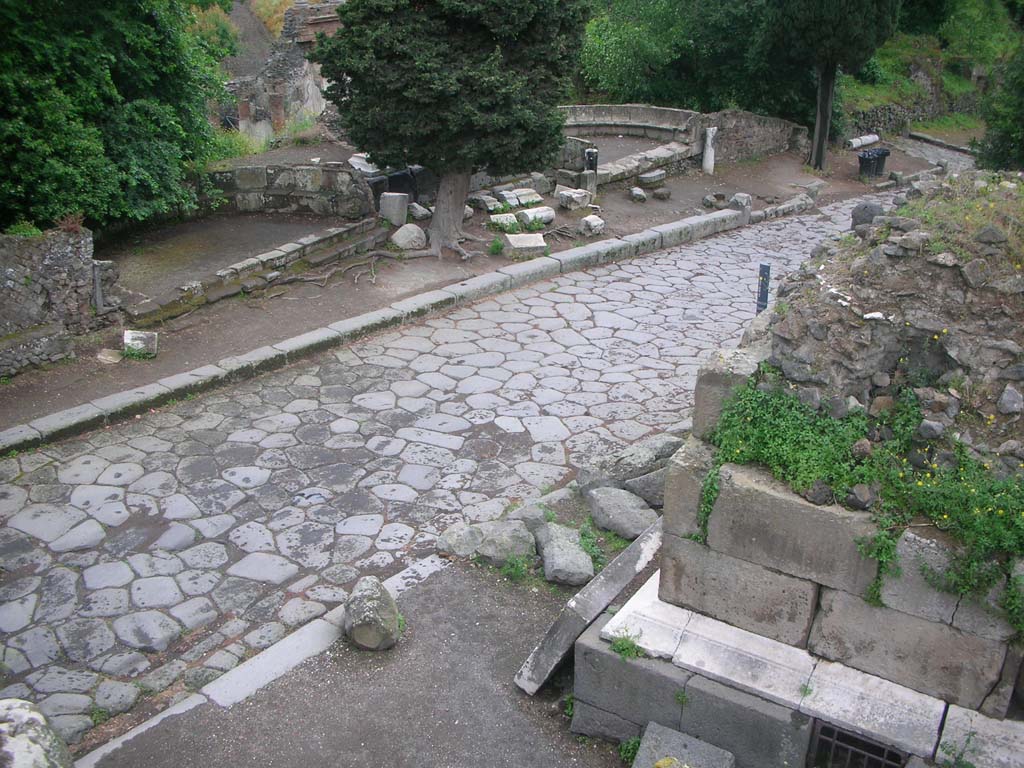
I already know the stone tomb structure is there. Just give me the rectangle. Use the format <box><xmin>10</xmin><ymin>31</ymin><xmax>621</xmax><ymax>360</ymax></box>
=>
<box><xmin>571</xmin><ymin>332</ymin><xmax>1024</xmax><ymax>767</ymax></box>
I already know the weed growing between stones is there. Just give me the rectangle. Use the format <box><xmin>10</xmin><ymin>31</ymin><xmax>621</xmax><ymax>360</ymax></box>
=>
<box><xmin>798</xmin><ymin>683</ymin><xmax>814</xmax><ymax>698</ymax></box>
<box><xmin>563</xmin><ymin>694</ymin><xmax>575</xmax><ymax>718</ymax></box>
<box><xmin>89</xmin><ymin>706</ymin><xmax>110</xmax><ymax>726</ymax></box>
<box><xmin>579</xmin><ymin>520</ymin><xmax>606</xmax><ymax>570</ymax></box>
<box><xmin>939</xmin><ymin>731</ymin><xmax>978</xmax><ymax>768</ymax></box>
<box><xmin>618</xmin><ymin>736</ymin><xmax>641</xmax><ymax>765</ymax></box>
<box><xmin>500</xmin><ymin>555</ymin><xmax>531</xmax><ymax>582</ymax></box>
<box><xmin>609</xmin><ymin>632</ymin><xmax>643</xmax><ymax>661</ymax></box>
<box><xmin>121</xmin><ymin>347</ymin><xmax>156</xmax><ymax>361</ymax></box>
<box><xmin>704</xmin><ymin>370</ymin><xmax>1024</xmax><ymax>633</ymax></box>
<box><xmin>488</xmin><ymin>237</ymin><xmax>505</xmax><ymax>256</ymax></box>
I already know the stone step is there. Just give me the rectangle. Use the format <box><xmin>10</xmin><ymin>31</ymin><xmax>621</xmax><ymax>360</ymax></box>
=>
<box><xmin>634</xmin><ymin>722</ymin><xmax>735</xmax><ymax>768</ymax></box>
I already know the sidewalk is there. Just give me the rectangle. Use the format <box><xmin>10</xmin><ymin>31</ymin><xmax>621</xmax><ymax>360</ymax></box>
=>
<box><xmin>78</xmin><ymin>563</ymin><xmax>623</xmax><ymax>768</ymax></box>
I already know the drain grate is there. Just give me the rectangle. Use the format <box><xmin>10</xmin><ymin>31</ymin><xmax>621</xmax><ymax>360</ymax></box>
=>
<box><xmin>808</xmin><ymin>722</ymin><xmax>907</xmax><ymax>768</ymax></box>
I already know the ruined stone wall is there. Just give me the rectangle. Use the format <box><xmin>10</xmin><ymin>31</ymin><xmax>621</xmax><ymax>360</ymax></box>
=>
<box><xmin>699</xmin><ymin>110</ymin><xmax>810</xmax><ymax>162</ymax></box>
<box><xmin>206</xmin><ymin>163</ymin><xmax>374</xmax><ymax>219</ymax></box>
<box><xmin>0</xmin><ymin>230</ymin><xmax>119</xmax><ymax>377</ymax></box>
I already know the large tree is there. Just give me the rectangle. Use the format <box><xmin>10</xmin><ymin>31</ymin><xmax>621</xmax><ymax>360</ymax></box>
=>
<box><xmin>770</xmin><ymin>0</ymin><xmax>902</xmax><ymax>169</ymax></box>
<box><xmin>977</xmin><ymin>43</ymin><xmax>1024</xmax><ymax>169</ymax></box>
<box><xmin>312</xmin><ymin>0</ymin><xmax>588</xmax><ymax>259</ymax></box>
<box><xmin>0</xmin><ymin>0</ymin><xmax>227</xmax><ymax>230</ymax></box>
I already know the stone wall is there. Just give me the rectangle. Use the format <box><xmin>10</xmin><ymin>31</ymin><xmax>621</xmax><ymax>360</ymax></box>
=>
<box><xmin>848</xmin><ymin>92</ymin><xmax>980</xmax><ymax>137</ymax></box>
<box><xmin>699</xmin><ymin>110</ymin><xmax>810</xmax><ymax>162</ymax></box>
<box><xmin>0</xmin><ymin>229</ymin><xmax>120</xmax><ymax>377</ymax></box>
<box><xmin>660</xmin><ymin>341</ymin><xmax>1022</xmax><ymax>719</ymax></box>
<box><xmin>560</xmin><ymin>104</ymin><xmax>702</xmax><ymax>143</ymax></box>
<box><xmin>206</xmin><ymin>164</ymin><xmax>375</xmax><ymax>219</ymax></box>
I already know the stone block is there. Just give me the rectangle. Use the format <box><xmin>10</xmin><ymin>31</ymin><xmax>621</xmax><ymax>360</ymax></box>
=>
<box><xmin>598</xmin><ymin>574</ymin><xmax>692</xmax><ymax>660</ymax></box>
<box><xmin>378</xmin><ymin>192</ymin><xmax>409</xmax><ymax>227</ymax></box>
<box><xmin>570</xmin><ymin>700</ymin><xmax>641</xmax><ymax>742</ymax></box>
<box><xmin>92</xmin><ymin>383</ymin><xmax>172</xmax><ymax>420</ymax></box>
<box><xmin>638</xmin><ymin>169</ymin><xmax>667</xmax><ymax>188</ymax></box>
<box><xmin>680</xmin><ymin>673</ymin><xmax>813</xmax><ymax>768</ymax></box>
<box><xmin>390</xmin><ymin>290</ymin><xmax>457</xmax><ymax>319</ymax></box>
<box><xmin>801</xmin><ymin>660</ymin><xmax>945</xmax><ymax>757</ymax></box>
<box><xmin>707</xmin><ymin>464</ymin><xmax>877</xmax><ymax>594</ymax></box>
<box><xmin>662</xmin><ymin>436</ymin><xmax>716</xmax><ymax>539</ymax></box>
<box><xmin>513</xmin><ymin>188</ymin><xmax>544</xmax><ymax>206</ymax></box>
<box><xmin>634</xmin><ymin>723</ymin><xmax>735</xmax><ymax>768</ymax></box>
<box><xmin>578</xmin><ymin>215</ymin><xmax>605</xmax><ymax>237</ymax></box>
<box><xmin>327</xmin><ymin>308</ymin><xmax>403</xmax><ymax>341</ymax></box>
<box><xmin>808</xmin><ymin>588</ymin><xmax>1007</xmax><ymax>709</ymax></box>
<box><xmin>29</xmin><ymin>403</ymin><xmax>106</xmax><ymax>442</ymax></box>
<box><xmin>515</xmin><ymin>206</ymin><xmax>556</xmax><ymax>227</ymax></box>
<box><xmin>501</xmin><ymin>235</ymin><xmax>549</xmax><ymax>264</ymax></box>
<box><xmin>672</xmin><ymin>609</ymin><xmax>816</xmax><ymax>710</ymax></box>
<box><xmin>0</xmin><ymin>424</ymin><xmax>41</xmax><ymax>453</ymax></box>
<box><xmin>514</xmin><ymin>520</ymin><xmax>662</xmax><ymax>695</ymax></box>
<box><xmin>234</xmin><ymin>166</ymin><xmax>267</xmax><ymax>190</ymax></box>
<box><xmin>575</xmin><ymin>614</ymin><xmax>692</xmax><ymax>732</ymax></box>
<box><xmin>660</xmin><ymin>534</ymin><xmax>818</xmax><ymax>646</ymax></box>
<box><xmin>939</xmin><ymin>705</ymin><xmax>1024</xmax><ymax>768</ymax></box>
<box><xmin>558</xmin><ymin>189</ymin><xmax>592</xmax><ymax>210</ymax></box>
<box><xmin>489</xmin><ymin>213</ymin><xmax>518</xmax><ymax>228</ymax></box>
<box><xmin>692</xmin><ymin>346</ymin><xmax>766</xmax><ymax>439</ymax></box>
<box><xmin>622</xmin><ymin>229</ymin><xmax>663</xmax><ymax>256</ymax></box>
<box><xmin>980</xmin><ymin>644</ymin><xmax>1023</xmax><ymax>719</ymax></box>
<box><xmin>271</xmin><ymin>327</ymin><xmax>342</xmax><ymax>360</ymax></box>
<box><xmin>880</xmin><ymin>527</ymin><xmax>960</xmax><ymax>624</ymax></box>
<box><xmin>444</xmin><ymin>273</ymin><xmax>511</xmax><ymax>303</ymax></box>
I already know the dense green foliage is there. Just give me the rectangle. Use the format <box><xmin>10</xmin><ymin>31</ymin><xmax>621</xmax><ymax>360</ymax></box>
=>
<box><xmin>707</xmin><ymin>375</ymin><xmax>1024</xmax><ymax>634</ymax></box>
<box><xmin>312</xmin><ymin>0</ymin><xmax>588</xmax><ymax>178</ymax></box>
<box><xmin>0</xmin><ymin>0</ymin><xmax>228</xmax><ymax>230</ymax></box>
<box><xmin>977</xmin><ymin>44</ymin><xmax>1024</xmax><ymax>169</ymax></box>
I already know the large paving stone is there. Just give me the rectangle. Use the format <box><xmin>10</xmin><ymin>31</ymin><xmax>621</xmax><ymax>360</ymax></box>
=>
<box><xmin>227</xmin><ymin>553</ymin><xmax>299</xmax><ymax>584</ymax></box>
<box><xmin>707</xmin><ymin>464</ymin><xmax>878</xmax><ymax>594</ymax></box>
<box><xmin>660</xmin><ymin>533</ymin><xmax>818</xmax><ymax>647</ymax></box>
<box><xmin>113</xmin><ymin>610</ymin><xmax>182</xmax><ymax>652</ymax></box>
<box><xmin>809</xmin><ymin>588</ymin><xmax>1007</xmax><ymax>709</ymax></box>
<box><xmin>55</xmin><ymin>618</ymin><xmax>115</xmax><ymax>662</ymax></box>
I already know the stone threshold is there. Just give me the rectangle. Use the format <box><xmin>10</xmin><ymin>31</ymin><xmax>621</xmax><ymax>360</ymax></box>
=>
<box><xmin>74</xmin><ymin>554</ymin><xmax>447</xmax><ymax>766</ymax></box>
<box><xmin>0</xmin><ymin>192</ymin><xmax>817</xmax><ymax>455</ymax></box>
<box><xmin>596</xmin><ymin>571</ymin><xmax>1024</xmax><ymax>766</ymax></box>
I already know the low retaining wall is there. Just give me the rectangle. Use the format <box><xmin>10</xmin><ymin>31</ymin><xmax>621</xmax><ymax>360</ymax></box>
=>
<box><xmin>0</xmin><ymin>230</ymin><xmax>120</xmax><ymax>378</ymax></box>
<box><xmin>207</xmin><ymin>164</ymin><xmax>375</xmax><ymax>219</ymax></box>
<box><xmin>700</xmin><ymin>109</ymin><xmax>810</xmax><ymax>162</ymax></box>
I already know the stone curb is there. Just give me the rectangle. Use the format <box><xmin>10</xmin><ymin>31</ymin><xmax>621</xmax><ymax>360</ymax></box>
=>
<box><xmin>0</xmin><ymin>193</ymin><xmax>817</xmax><ymax>455</ymax></box>
<box><xmin>908</xmin><ymin>131</ymin><xmax>976</xmax><ymax>157</ymax></box>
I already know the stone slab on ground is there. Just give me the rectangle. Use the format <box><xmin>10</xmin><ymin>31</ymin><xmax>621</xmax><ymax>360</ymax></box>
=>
<box><xmin>633</xmin><ymin>722</ymin><xmax>735</xmax><ymax>768</ymax></box>
<box><xmin>660</xmin><ymin>534</ymin><xmax>818</xmax><ymax>647</ymax></box>
<box><xmin>515</xmin><ymin>520</ymin><xmax>662</xmax><ymax>695</ymax></box>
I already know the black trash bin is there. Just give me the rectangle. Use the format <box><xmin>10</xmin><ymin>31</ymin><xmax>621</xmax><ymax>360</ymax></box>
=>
<box><xmin>874</xmin><ymin>147</ymin><xmax>891</xmax><ymax>177</ymax></box>
<box><xmin>857</xmin><ymin>147</ymin><xmax>891</xmax><ymax>178</ymax></box>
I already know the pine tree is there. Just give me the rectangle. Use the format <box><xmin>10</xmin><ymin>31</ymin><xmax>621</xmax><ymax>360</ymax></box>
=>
<box><xmin>312</xmin><ymin>0</ymin><xmax>588</xmax><ymax>259</ymax></box>
<box><xmin>770</xmin><ymin>0</ymin><xmax>902</xmax><ymax>169</ymax></box>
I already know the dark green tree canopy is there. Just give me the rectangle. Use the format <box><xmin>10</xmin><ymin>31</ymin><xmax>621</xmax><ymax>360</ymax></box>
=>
<box><xmin>977</xmin><ymin>43</ymin><xmax>1024</xmax><ymax>169</ymax></box>
<box><xmin>0</xmin><ymin>0</ymin><xmax>226</xmax><ymax>230</ymax></box>
<box><xmin>312</xmin><ymin>0</ymin><xmax>588</xmax><ymax>178</ymax></box>
<box><xmin>770</xmin><ymin>0</ymin><xmax>903</xmax><ymax>72</ymax></box>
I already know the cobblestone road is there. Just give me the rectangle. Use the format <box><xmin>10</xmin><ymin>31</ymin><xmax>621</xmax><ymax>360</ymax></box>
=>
<box><xmin>0</xmin><ymin>195</ymin><xmax>874</xmax><ymax>745</ymax></box>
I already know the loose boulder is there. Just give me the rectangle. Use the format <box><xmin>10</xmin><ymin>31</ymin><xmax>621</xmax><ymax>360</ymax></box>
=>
<box><xmin>851</xmin><ymin>201</ymin><xmax>885</xmax><ymax>229</ymax></box>
<box><xmin>586</xmin><ymin>487</ymin><xmax>659</xmax><ymax>540</ymax></box>
<box><xmin>576</xmin><ymin>433</ymin><xmax>685</xmax><ymax>491</ymax></box>
<box><xmin>543</xmin><ymin>539</ymin><xmax>594</xmax><ymax>586</ymax></box>
<box><xmin>578</xmin><ymin>215</ymin><xmax>606</xmax><ymax>236</ymax></box>
<box><xmin>475</xmin><ymin>520</ymin><xmax>535</xmax><ymax>566</ymax></box>
<box><xmin>391</xmin><ymin>223</ymin><xmax>427</xmax><ymax>250</ymax></box>
<box><xmin>438</xmin><ymin>521</ymin><xmax>484</xmax><ymax>558</ymax></box>
<box><xmin>0</xmin><ymin>699</ymin><xmax>73</xmax><ymax>768</ymax></box>
<box><xmin>343</xmin><ymin>577</ymin><xmax>400</xmax><ymax>651</ymax></box>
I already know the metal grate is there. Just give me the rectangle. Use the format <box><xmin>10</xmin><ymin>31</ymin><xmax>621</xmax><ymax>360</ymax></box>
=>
<box><xmin>808</xmin><ymin>722</ymin><xmax>907</xmax><ymax>768</ymax></box>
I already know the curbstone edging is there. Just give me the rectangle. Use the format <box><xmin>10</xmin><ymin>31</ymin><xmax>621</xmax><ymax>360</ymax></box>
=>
<box><xmin>2</xmin><ymin>192</ymin><xmax>826</xmax><ymax>454</ymax></box>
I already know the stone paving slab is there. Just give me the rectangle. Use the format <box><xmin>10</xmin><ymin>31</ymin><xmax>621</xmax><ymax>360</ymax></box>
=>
<box><xmin>0</xmin><ymin>194</ymin><xmax>875</xmax><ymax>746</ymax></box>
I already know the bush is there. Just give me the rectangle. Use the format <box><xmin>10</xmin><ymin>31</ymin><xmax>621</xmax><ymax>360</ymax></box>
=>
<box><xmin>977</xmin><ymin>44</ymin><xmax>1024</xmax><ymax>170</ymax></box>
<box><xmin>0</xmin><ymin>1</ymin><xmax>226</xmax><ymax>230</ymax></box>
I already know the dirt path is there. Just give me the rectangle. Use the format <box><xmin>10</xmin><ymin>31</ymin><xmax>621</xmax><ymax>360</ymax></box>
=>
<box><xmin>223</xmin><ymin>0</ymin><xmax>274</xmax><ymax>80</ymax></box>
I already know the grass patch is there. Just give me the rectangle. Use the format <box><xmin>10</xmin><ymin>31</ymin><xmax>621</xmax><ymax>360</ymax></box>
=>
<box><xmin>563</xmin><ymin>693</ymin><xmax>575</xmax><ymax>718</ymax></box>
<box><xmin>488</xmin><ymin>237</ymin><xmax>505</xmax><ymax>257</ymax></box>
<box><xmin>618</xmin><ymin>736</ymin><xmax>641</xmax><ymax>765</ymax></box>
<box><xmin>911</xmin><ymin>113</ymin><xmax>983</xmax><ymax>136</ymax></box>
<box><xmin>609</xmin><ymin>631</ymin><xmax>644</xmax><ymax>661</ymax></box>
<box><xmin>708</xmin><ymin>370</ymin><xmax>1024</xmax><ymax>631</ymax></box>
<box><xmin>251</xmin><ymin>0</ymin><xmax>293</xmax><ymax>36</ymax></box>
<box><xmin>208</xmin><ymin>128</ymin><xmax>267</xmax><ymax>164</ymax></box>
<box><xmin>121</xmin><ymin>347</ymin><xmax>156</xmax><ymax>361</ymax></box>
<box><xmin>4</xmin><ymin>220</ymin><xmax>43</xmax><ymax>237</ymax></box>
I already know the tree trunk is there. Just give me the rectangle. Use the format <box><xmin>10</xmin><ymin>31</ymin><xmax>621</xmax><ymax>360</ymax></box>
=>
<box><xmin>427</xmin><ymin>170</ymin><xmax>475</xmax><ymax>259</ymax></box>
<box><xmin>810</xmin><ymin>63</ymin><xmax>837</xmax><ymax>171</ymax></box>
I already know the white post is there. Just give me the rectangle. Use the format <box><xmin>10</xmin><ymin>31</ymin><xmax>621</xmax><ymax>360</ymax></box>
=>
<box><xmin>702</xmin><ymin>126</ymin><xmax>718</xmax><ymax>176</ymax></box>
